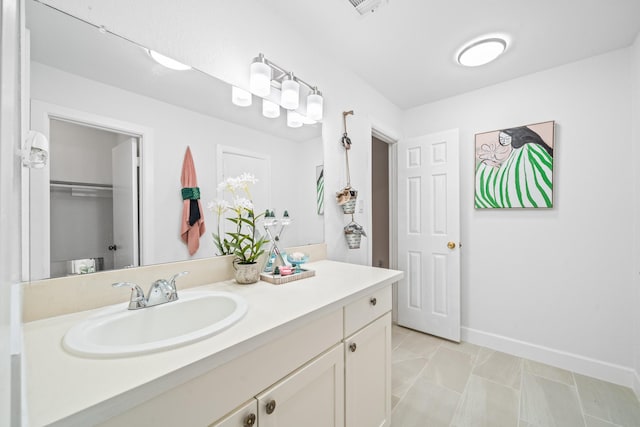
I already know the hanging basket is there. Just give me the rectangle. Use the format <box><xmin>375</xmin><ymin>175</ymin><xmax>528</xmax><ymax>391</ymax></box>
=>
<box><xmin>344</xmin><ymin>230</ymin><xmax>362</xmax><ymax>249</ymax></box>
<box><xmin>337</xmin><ymin>188</ymin><xmax>358</xmax><ymax>214</ymax></box>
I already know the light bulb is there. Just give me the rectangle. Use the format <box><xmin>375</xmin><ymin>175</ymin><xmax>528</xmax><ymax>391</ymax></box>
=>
<box><xmin>281</xmin><ymin>74</ymin><xmax>300</xmax><ymax>110</ymax></box>
<box><xmin>231</xmin><ymin>86</ymin><xmax>252</xmax><ymax>107</ymax></box>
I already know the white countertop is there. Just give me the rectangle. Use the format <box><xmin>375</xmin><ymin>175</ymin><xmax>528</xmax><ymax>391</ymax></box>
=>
<box><xmin>23</xmin><ymin>260</ymin><xmax>402</xmax><ymax>426</ymax></box>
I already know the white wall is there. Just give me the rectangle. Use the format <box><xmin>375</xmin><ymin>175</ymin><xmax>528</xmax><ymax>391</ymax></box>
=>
<box><xmin>632</xmin><ymin>33</ymin><xmax>640</xmax><ymax>395</ymax></box>
<box><xmin>31</xmin><ymin>62</ymin><xmax>324</xmax><ymax>266</ymax></box>
<box><xmin>39</xmin><ymin>0</ymin><xmax>404</xmax><ymax>266</ymax></box>
<box><xmin>403</xmin><ymin>49</ymin><xmax>636</xmax><ymax>385</ymax></box>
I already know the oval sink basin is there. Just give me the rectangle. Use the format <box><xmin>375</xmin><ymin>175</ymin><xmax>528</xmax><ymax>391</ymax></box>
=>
<box><xmin>63</xmin><ymin>291</ymin><xmax>248</xmax><ymax>358</ymax></box>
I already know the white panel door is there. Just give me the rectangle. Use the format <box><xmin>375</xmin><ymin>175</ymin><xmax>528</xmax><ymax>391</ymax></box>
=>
<box><xmin>112</xmin><ymin>138</ymin><xmax>139</xmax><ymax>269</ymax></box>
<box><xmin>217</xmin><ymin>145</ymin><xmax>271</xmax><ymax>216</ymax></box>
<box><xmin>397</xmin><ymin>129</ymin><xmax>461</xmax><ymax>341</ymax></box>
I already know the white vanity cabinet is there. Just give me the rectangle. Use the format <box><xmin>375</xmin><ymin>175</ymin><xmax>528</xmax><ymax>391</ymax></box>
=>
<box><xmin>344</xmin><ymin>287</ymin><xmax>392</xmax><ymax>427</ymax></box>
<box><xmin>210</xmin><ymin>400</ymin><xmax>258</xmax><ymax>427</ymax></box>
<box><xmin>24</xmin><ymin>260</ymin><xmax>403</xmax><ymax>427</ymax></box>
<box><xmin>256</xmin><ymin>344</ymin><xmax>344</xmax><ymax>427</ymax></box>
<box><xmin>211</xmin><ymin>344</ymin><xmax>344</xmax><ymax>427</ymax></box>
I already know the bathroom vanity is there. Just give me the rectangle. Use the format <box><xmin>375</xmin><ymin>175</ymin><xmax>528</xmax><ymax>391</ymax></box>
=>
<box><xmin>22</xmin><ymin>260</ymin><xmax>402</xmax><ymax>426</ymax></box>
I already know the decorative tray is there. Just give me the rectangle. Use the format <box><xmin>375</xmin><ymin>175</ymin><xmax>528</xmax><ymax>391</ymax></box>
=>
<box><xmin>260</xmin><ymin>268</ymin><xmax>315</xmax><ymax>285</ymax></box>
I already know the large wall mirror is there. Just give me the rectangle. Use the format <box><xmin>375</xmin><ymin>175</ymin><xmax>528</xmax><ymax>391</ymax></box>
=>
<box><xmin>26</xmin><ymin>0</ymin><xmax>324</xmax><ymax>280</ymax></box>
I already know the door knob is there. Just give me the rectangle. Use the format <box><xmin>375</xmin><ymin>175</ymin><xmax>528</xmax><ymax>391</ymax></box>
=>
<box><xmin>447</xmin><ymin>241</ymin><xmax>456</xmax><ymax>249</ymax></box>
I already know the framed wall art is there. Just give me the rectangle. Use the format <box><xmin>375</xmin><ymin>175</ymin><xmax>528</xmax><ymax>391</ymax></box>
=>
<box><xmin>316</xmin><ymin>164</ymin><xmax>324</xmax><ymax>215</ymax></box>
<box><xmin>475</xmin><ymin>120</ymin><xmax>555</xmax><ymax>209</ymax></box>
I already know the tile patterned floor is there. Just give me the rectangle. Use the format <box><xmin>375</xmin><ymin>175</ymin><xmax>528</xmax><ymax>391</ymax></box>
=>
<box><xmin>390</xmin><ymin>325</ymin><xmax>640</xmax><ymax>427</ymax></box>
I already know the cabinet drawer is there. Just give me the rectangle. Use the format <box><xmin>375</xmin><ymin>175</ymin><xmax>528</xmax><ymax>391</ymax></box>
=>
<box><xmin>344</xmin><ymin>285</ymin><xmax>391</xmax><ymax>337</ymax></box>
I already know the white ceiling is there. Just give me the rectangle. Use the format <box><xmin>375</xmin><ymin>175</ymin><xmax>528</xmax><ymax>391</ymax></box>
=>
<box><xmin>269</xmin><ymin>0</ymin><xmax>640</xmax><ymax>109</ymax></box>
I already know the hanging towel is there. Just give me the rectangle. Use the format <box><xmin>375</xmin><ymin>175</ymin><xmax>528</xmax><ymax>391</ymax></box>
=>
<box><xmin>180</xmin><ymin>146</ymin><xmax>206</xmax><ymax>255</ymax></box>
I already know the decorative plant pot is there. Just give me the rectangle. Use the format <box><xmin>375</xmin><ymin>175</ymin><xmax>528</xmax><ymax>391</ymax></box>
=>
<box><xmin>233</xmin><ymin>261</ymin><xmax>260</xmax><ymax>284</ymax></box>
<box><xmin>344</xmin><ymin>231</ymin><xmax>363</xmax><ymax>249</ymax></box>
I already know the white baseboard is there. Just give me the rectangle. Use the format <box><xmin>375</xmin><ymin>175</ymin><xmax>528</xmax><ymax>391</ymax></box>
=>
<box><xmin>462</xmin><ymin>327</ymin><xmax>637</xmax><ymax>390</ymax></box>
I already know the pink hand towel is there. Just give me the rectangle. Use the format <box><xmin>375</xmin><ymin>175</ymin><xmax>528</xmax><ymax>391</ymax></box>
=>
<box><xmin>180</xmin><ymin>146</ymin><xmax>205</xmax><ymax>255</ymax></box>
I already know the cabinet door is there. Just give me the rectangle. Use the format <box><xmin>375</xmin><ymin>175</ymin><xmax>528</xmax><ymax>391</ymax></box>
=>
<box><xmin>210</xmin><ymin>399</ymin><xmax>258</xmax><ymax>427</ymax></box>
<box><xmin>345</xmin><ymin>312</ymin><xmax>392</xmax><ymax>427</ymax></box>
<box><xmin>257</xmin><ymin>344</ymin><xmax>344</xmax><ymax>427</ymax></box>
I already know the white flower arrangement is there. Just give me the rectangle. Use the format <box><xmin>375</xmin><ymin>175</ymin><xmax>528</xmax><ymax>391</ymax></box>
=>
<box><xmin>209</xmin><ymin>173</ymin><xmax>268</xmax><ymax>264</ymax></box>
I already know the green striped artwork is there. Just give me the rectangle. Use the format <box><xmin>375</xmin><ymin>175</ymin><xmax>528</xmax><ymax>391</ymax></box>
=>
<box><xmin>316</xmin><ymin>165</ymin><xmax>324</xmax><ymax>215</ymax></box>
<box><xmin>474</xmin><ymin>122</ymin><xmax>554</xmax><ymax>209</ymax></box>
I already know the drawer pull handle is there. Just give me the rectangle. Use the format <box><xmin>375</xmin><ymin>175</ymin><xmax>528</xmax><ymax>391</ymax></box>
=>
<box><xmin>266</xmin><ymin>399</ymin><xmax>277</xmax><ymax>415</ymax></box>
<box><xmin>349</xmin><ymin>342</ymin><xmax>357</xmax><ymax>352</ymax></box>
<box><xmin>244</xmin><ymin>413</ymin><xmax>256</xmax><ymax>426</ymax></box>
<box><xmin>370</xmin><ymin>297</ymin><xmax>377</xmax><ymax>306</ymax></box>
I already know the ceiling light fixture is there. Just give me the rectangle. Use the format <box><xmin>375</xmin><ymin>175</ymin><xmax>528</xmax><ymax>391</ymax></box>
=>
<box><xmin>248</xmin><ymin>53</ymin><xmax>324</xmax><ymax>123</ymax></box>
<box><xmin>146</xmin><ymin>49</ymin><xmax>192</xmax><ymax>71</ymax></box>
<box><xmin>457</xmin><ymin>37</ymin><xmax>507</xmax><ymax>67</ymax></box>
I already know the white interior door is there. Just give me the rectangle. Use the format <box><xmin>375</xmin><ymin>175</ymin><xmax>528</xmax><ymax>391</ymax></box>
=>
<box><xmin>112</xmin><ymin>138</ymin><xmax>139</xmax><ymax>269</ymax></box>
<box><xmin>397</xmin><ymin>129</ymin><xmax>461</xmax><ymax>341</ymax></box>
<box><xmin>217</xmin><ymin>145</ymin><xmax>271</xmax><ymax>215</ymax></box>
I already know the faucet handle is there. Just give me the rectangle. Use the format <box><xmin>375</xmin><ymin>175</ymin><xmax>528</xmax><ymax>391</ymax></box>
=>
<box><xmin>169</xmin><ymin>271</ymin><xmax>189</xmax><ymax>286</ymax></box>
<box><xmin>165</xmin><ymin>271</ymin><xmax>188</xmax><ymax>302</ymax></box>
<box><xmin>112</xmin><ymin>282</ymin><xmax>147</xmax><ymax>309</ymax></box>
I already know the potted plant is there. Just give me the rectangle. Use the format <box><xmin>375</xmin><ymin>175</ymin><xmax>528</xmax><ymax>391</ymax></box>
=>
<box><xmin>209</xmin><ymin>173</ymin><xmax>268</xmax><ymax>284</ymax></box>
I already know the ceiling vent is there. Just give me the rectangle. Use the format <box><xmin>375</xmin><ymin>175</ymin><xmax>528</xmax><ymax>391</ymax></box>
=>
<box><xmin>348</xmin><ymin>0</ymin><xmax>388</xmax><ymax>16</ymax></box>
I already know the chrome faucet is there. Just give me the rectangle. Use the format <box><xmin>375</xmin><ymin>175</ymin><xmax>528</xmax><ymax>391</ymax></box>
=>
<box><xmin>112</xmin><ymin>271</ymin><xmax>189</xmax><ymax>310</ymax></box>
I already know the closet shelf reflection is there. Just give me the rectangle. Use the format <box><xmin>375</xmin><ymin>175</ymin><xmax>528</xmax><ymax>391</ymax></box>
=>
<box><xmin>50</xmin><ymin>180</ymin><xmax>113</xmax><ymax>197</ymax></box>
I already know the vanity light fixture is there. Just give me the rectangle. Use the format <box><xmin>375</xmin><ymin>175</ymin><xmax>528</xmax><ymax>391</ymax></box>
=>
<box><xmin>262</xmin><ymin>99</ymin><xmax>281</xmax><ymax>118</ymax></box>
<box><xmin>287</xmin><ymin>110</ymin><xmax>303</xmax><ymax>128</ymax></box>
<box><xmin>248</xmin><ymin>53</ymin><xmax>324</xmax><ymax>122</ymax></box>
<box><xmin>301</xmin><ymin>115</ymin><xmax>317</xmax><ymax>125</ymax></box>
<box><xmin>232</xmin><ymin>86</ymin><xmax>252</xmax><ymax>107</ymax></box>
<box><xmin>306</xmin><ymin>88</ymin><xmax>323</xmax><ymax>121</ymax></box>
<box><xmin>457</xmin><ymin>37</ymin><xmax>507</xmax><ymax>67</ymax></box>
<box><xmin>146</xmin><ymin>49</ymin><xmax>192</xmax><ymax>71</ymax></box>
<box><xmin>250</xmin><ymin>54</ymin><xmax>272</xmax><ymax>97</ymax></box>
<box><xmin>281</xmin><ymin>73</ymin><xmax>300</xmax><ymax>110</ymax></box>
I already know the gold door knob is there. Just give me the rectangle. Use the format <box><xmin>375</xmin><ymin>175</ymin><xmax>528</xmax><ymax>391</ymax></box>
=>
<box><xmin>447</xmin><ymin>241</ymin><xmax>456</xmax><ymax>249</ymax></box>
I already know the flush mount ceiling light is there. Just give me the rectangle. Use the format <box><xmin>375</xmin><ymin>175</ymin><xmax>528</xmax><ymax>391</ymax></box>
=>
<box><xmin>457</xmin><ymin>37</ymin><xmax>507</xmax><ymax>67</ymax></box>
<box><xmin>146</xmin><ymin>49</ymin><xmax>192</xmax><ymax>71</ymax></box>
<box><xmin>248</xmin><ymin>53</ymin><xmax>324</xmax><ymax>124</ymax></box>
